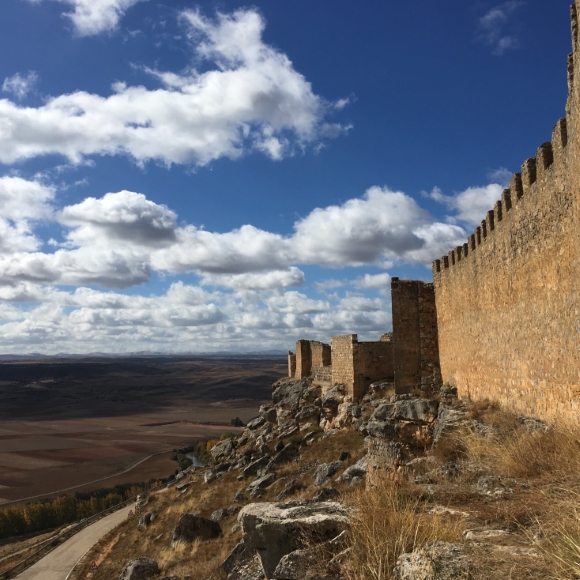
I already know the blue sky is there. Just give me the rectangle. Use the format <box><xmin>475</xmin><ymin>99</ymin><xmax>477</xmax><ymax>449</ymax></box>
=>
<box><xmin>0</xmin><ymin>0</ymin><xmax>572</xmax><ymax>353</ymax></box>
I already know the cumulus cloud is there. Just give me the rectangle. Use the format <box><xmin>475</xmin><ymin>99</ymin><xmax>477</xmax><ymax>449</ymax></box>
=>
<box><xmin>428</xmin><ymin>183</ymin><xmax>504</xmax><ymax>227</ymax></box>
<box><xmin>2</xmin><ymin>71</ymin><xmax>38</xmax><ymax>99</ymax></box>
<box><xmin>0</xmin><ymin>181</ymin><xmax>469</xmax><ymax>288</ymax></box>
<box><xmin>59</xmin><ymin>191</ymin><xmax>177</xmax><ymax>247</ymax></box>
<box><xmin>29</xmin><ymin>0</ymin><xmax>147</xmax><ymax>36</ymax></box>
<box><xmin>292</xmin><ymin>187</ymin><xmax>429</xmax><ymax>267</ymax></box>
<box><xmin>0</xmin><ymin>176</ymin><xmax>55</xmax><ymax>255</ymax></box>
<box><xmin>354</xmin><ymin>273</ymin><xmax>392</xmax><ymax>290</ymax></box>
<box><xmin>0</xmin><ymin>9</ymin><xmax>343</xmax><ymax>167</ymax></box>
<box><xmin>201</xmin><ymin>268</ymin><xmax>304</xmax><ymax>290</ymax></box>
<box><xmin>477</xmin><ymin>1</ymin><xmax>525</xmax><ymax>55</ymax></box>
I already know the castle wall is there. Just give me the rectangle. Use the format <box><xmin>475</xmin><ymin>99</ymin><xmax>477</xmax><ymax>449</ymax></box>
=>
<box><xmin>432</xmin><ymin>2</ymin><xmax>580</xmax><ymax>422</ymax></box>
<box><xmin>295</xmin><ymin>340</ymin><xmax>331</xmax><ymax>380</ymax></box>
<box><xmin>392</xmin><ymin>279</ymin><xmax>440</xmax><ymax>393</ymax></box>
<box><xmin>331</xmin><ymin>334</ymin><xmax>394</xmax><ymax>399</ymax></box>
<box><xmin>288</xmin><ymin>351</ymin><xmax>296</xmax><ymax>378</ymax></box>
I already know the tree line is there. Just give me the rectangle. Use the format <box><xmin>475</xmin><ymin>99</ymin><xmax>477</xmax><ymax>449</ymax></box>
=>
<box><xmin>0</xmin><ymin>481</ymin><xmax>160</xmax><ymax>540</ymax></box>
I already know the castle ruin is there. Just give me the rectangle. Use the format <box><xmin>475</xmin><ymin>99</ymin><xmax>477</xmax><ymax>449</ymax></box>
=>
<box><xmin>290</xmin><ymin>2</ymin><xmax>580</xmax><ymax>424</ymax></box>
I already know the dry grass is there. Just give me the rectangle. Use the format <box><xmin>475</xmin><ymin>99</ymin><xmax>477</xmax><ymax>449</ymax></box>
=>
<box><xmin>343</xmin><ymin>479</ymin><xmax>464</xmax><ymax>580</ymax></box>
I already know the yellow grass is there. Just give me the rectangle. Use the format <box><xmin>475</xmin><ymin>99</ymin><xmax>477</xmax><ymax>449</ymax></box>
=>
<box><xmin>343</xmin><ymin>479</ymin><xmax>464</xmax><ymax>580</ymax></box>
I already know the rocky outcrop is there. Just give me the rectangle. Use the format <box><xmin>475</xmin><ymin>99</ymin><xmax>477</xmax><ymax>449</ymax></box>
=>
<box><xmin>137</xmin><ymin>511</ymin><xmax>157</xmax><ymax>530</ymax></box>
<box><xmin>171</xmin><ymin>513</ymin><xmax>221</xmax><ymax>547</ymax></box>
<box><xmin>238</xmin><ymin>501</ymin><xmax>350</xmax><ymax>579</ymax></box>
<box><xmin>119</xmin><ymin>557</ymin><xmax>159</xmax><ymax>580</ymax></box>
<box><xmin>392</xmin><ymin>542</ymin><xmax>471</xmax><ymax>580</ymax></box>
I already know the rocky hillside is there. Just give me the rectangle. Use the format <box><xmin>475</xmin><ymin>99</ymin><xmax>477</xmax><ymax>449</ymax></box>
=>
<box><xmin>75</xmin><ymin>377</ymin><xmax>580</xmax><ymax>580</ymax></box>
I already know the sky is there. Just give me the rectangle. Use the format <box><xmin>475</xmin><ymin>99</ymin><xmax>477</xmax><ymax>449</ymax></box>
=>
<box><xmin>0</xmin><ymin>0</ymin><xmax>573</xmax><ymax>354</ymax></box>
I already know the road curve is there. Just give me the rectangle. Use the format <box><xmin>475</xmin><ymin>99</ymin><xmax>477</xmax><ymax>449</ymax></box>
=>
<box><xmin>15</xmin><ymin>502</ymin><xmax>135</xmax><ymax>580</ymax></box>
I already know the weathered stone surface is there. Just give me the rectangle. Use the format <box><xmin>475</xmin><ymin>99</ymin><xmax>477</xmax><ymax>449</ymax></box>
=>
<box><xmin>247</xmin><ymin>416</ymin><xmax>267</xmax><ymax>431</ymax></box>
<box><xmin>295</xmin><ymin>405</ymin><xmax>321</xmax><ymax>424</ymax></box>
<box><xmin>171</xmin><ymin>513</ymin><xmax>221</xmax><ymax>547</ymax></box>
<box><xmin>272</xmin><ymin>547</ymin><xmax>317</xmax><ymax>580</ymax></box>
<box><xmin>392</xmin><ymin>542</ymin><xmax>471</xmax><ymax>579</ymax></box>
<box><xmin>338</xmin><ymin>454</ymin><xmax>368</xmax><ymax>482</ymax></box>
<box><xmin>204</xmin><ymin>470</ymin><xmax>216</xmax><ymax>484</ymax></box>
<box><xmin>313</xmin><ymin>461</ymin><xmax>342</xmax><ymax>486</ymax></box>
<box><xmin>261</xmin><ymin>405</ymin><xmax>278</xmax><ymax>423</ymax></box>
<box><xmin>271</xmin><ymin>443</ymin><xmax>299</xmax><ymax>465</ymax></box>
<box><xmin>137</xmin><ymin>511</ymin><xmax>157</xmax><ymax>530</ymax></box>
<box><xmin>392</xmin><ymin>399</ymin><xmax>439</xmax><ymax>423</ymax></box>
<box><xmin>211</xmin><ymin>508</ymin><xmax>228</xmax><ymax>522</ymax></box>
<box><xmin>244</xmin><ymin>456</ymin><xmax>271</xmax><ymax>478</ymax></box>
<box><xmin>320</xmin><ymin>385</ymin><xmax>345</xmax><ymax>410</ymax></box>
<box><xmin>247</xmin><ymin>473</ymin><xmax>277</xmax><ymax>498</ymax></box>
<box><xmin>238</xmin><ymin>501</ymin><xmax>350</xmax><ymax>579</ymax></box>
<box><xmin>211</xmin><ymin>438</ymin><xmax>236</xmax><ymax>461</ymax></box>
<box><xmin>119</xmin><ymin>557</ymin><xmax>159</xmax><ymax>580</ymax></box>
<box><xmin>312</xmin><ymin>487</ymin><xmax>339</xmax><ymax>502</ymax></box>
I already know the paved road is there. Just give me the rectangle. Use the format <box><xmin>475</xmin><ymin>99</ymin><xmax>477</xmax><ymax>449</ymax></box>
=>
<box><xmin>15</xmin><ymin>502</ymin><xmax>135</xmax><ymax>580</ymax></box>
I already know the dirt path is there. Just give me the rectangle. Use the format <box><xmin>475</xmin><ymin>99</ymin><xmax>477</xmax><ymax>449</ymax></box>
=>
<box><xmin>15</xmin><ymin>503</ymin><xmax>135</xmax><ymax>580</ymax></box>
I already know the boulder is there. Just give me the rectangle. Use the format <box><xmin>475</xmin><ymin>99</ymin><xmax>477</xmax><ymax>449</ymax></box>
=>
<box><xmin>321</xmin><ymin>385</ymin><xmax>345</xmax><ymax>410</ymax></box>
<box><xmin>272</xmin><ymin>547</ymin><xmax>317</xmax><ymax>580</ymax></box>
<box><xmin>271</xmin><ymin>443</ymin><xmax>299</xmax><ymax>465</ymax></box>
<box><xmin>295</xmin><ymin>405</ymin><xmax>321</xmax><ymax>424</ymax></box>
<box><xmin>260</xmin><ymin>405</ymin><xmax>278</xmax><ymax>423</ymax></box>
<box><xmin>392</xmin><ymin>399</ymin><xmax>439</xmax><ymax>423</ymax></box>
<box><xmin>392</xmin><ymin>542</ymin><xmax>471</xmax><ymax>579</ymax></box>
<box><xmin>433</xmin><ymin>407</ymin><xmax>468</xmax><ymax>444</ymax></box>
<box><xmin>204</xmin><ymin>470</ymin><xmax>216</xmax><ymax>484</ymax></box>
<box><xmin>272</xmin><ymin>380</ymin><xmax>309</xmax><ymax>412</ymax></box>
<box><xmin>246</xmin><ymin>472</ymin><xmax>277</xmax><ymax>498</ymax></box>
<box><xmin>171</xmin><ymin>513</ymin><xmax>222</xmax><ymax>547</ymax></box>
<box><xmin>119</xmin><ymin>557</ymin><xmax>159</xmax><ymax>580</ymax></box>
<box><xmin>137</xmin><ymin>511</ymin><xmax>157</xmax><ymax>530</ymax></box>
<box><xmin>211</xmin><ymin>438</ymin><xmax>236</xmax><ymax>461</ymax></box>
<box><xmin>211</xmin><ymin>508</ymin><xmax>228</xmax><ymax>522</ymax></box>
<box><xmin>247</xmin><ymin>416</ymin><xmax>267</xmax><ymax>431</ymax></box>
<box><xmin>313</xmin><ymin>461</ymin><xmax>343</xmax><ymax>486</ymax></box>
<box><xmin>275</xmin><ymin>481</ymin><xmax>305</xmax><ymax>502</ymax></box>
<box><xmin>238</xmin><ymin>501</ymin><xmax>350</xmax><ymax>579</ymax></box>
<box><xmin>243</xmin><ymin>455</ymin><xmax>271</xmax><ymax>478</ymax></box>
<box><xmin>338</xmin><ymin>455</ymin><xmax>368</xmax><ymax>483</ymax></box>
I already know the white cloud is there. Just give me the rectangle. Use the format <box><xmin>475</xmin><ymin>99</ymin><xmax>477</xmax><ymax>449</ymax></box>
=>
<box><xmin>354</xmin><ymin>273</ymin><xmax>392</xmax><ymax>290</ymax></box>
<box><xmin>59</xmin><ymin>190</ymin><xmax>177</xmax><ymax>247</ymax></box>
<box><xmin>29</xmin><ymin>0</ymin><xmax>147</xmax><ymax>36</ymax></box>
<box><xmin>428</xmin><ymin>183</ymin><xmax>504</xmax><ymax>227</ymax></box>
<box><xmin>201</xmin><ymin>268</ymin><xmax>304</xmax><ymax>290</ymax></box>
<box><xmin>2</xmin><ymin>71</ymin><xmax>39</xmax><ymax>99</ymax></box>
<box><xmin>292</xmin><ymin>187</ymin><xmax>429</xmax><ymax>267</ymax></box>
<box><xmin>477</xmin><ymin>1</ymin><xmax>525</xmax><ymax>55</ymax></box>
<box><xmin>0</xmin><ymin>9</ymin><xmax>343</xmax><ymax>167</ymax></box>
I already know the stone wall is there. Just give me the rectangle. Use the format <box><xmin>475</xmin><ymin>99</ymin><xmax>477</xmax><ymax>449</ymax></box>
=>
<box><xmin>295</xmin><ymin>340</ymin><xmax>331</xmax><ymax>380</ymax></box>
<box><xmin>288</xmin><ymin>351</ymin><xmax>296</xmax><ymax>378</ymax></box>
<box><xmin>432</xmin><ymin>2</ymin><xmax>580</xmax><ymax>422</ymax></box>
<box><xmin>331</xmin><ymin>334</ymin><xmax>394</xmax><ymax>399</ymax></box>
<box><xmin>391</xmin><ymin>279</ymin><xmax>441</xmax><ymax>394</ymax></box>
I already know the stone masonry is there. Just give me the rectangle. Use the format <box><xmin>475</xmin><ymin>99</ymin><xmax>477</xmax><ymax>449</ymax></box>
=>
<box><xmin>432</xmin><ymin>1</ymin><xmax>580</xmax><ymax>423</ymax></box>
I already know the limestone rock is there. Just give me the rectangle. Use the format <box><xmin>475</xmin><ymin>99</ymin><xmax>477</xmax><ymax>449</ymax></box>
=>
<box><xmin>204</xmin><ymin>470</ymin><xmax>216</xmax><ymax>484</ymax></box>
<box><xmin>243</xmin><ymin>455</ymin><xmax>271</xmax><ymax>478</ymax></box>
<box><xmin>247</xmin><ymin>472</ymin><xmax>277</xmax><ymax>498</ymax></box>
<box><xmin>392</xmin><ymin>542</ymin><xmax>471</xmax><ymax>580</ymax></box>
<box><xmin>312</xmin><ymin>487</ymin><xmax>339</xmax><ymax>502</ymax></box>
<box><xmin>338</xmin><ymin>454</ymin><xmax>368</xmax><ymax>483</ymax></box>
<box><xmin>313</xmin><ymin>461</ymin><xmax>342</xmax><ymax>486</ymax></box>
<box><xmin>211</xmin><ymin>438</ymin><xmax>236</xmax><ymax>461</ymax></box>
<box><xmin>238</xmin><ymin>501</ymin><xmax>350</xmax><ymax>579</ymax></box>
<box><xmin>271</xmin><ymin>443</ymin><xmax>299</xmax><ymax>465</ymax></box>
<box><xmin>247</xmin><ymin>416</ymin><xmax>267</xmax><ymax>430</ymax></box>
<box><xmin>171</xmin><ymin>513</ymin><xmax>221</xmax><ymax>547</ymax></box>
<box><xmin>295</xmin><ymin>405</ymin><xmax>321</xmax><ymax>425</ymax></box>
<box><xmin>272</xmin><ymin>547</ymin><xmax>317</xmax><ymax>580</ymax></box>
<box><xmin>137</xmin><ymin>511</ymin><xmax>157</xmax><ymax>530</ymax></box>
<box><xmin>211</xmin><ymin>508</ymin><xmax>228</xmax><ymax>522</ymax></box>
<box><xmin>119</xmin><ymin>557</ymin><xmax>159</xmax><ymax>580</ymax></box>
